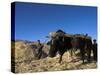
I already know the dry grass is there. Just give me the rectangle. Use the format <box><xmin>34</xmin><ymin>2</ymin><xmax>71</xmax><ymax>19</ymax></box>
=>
<box><xmin>11</xmin><ymin>41</ymin><xmax>97</xmax><ymax>73</ymax></box>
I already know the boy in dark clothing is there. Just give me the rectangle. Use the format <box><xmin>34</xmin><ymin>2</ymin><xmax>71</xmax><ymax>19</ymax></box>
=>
<box><xmin>36</xmin><ymin>40</ymin><xmax>44</xmax><ymax>59</ymax></box>
<box><xmin>92</xmin><ymin>39</ymin><xmax>97</xmax><ymax>62</ymax></box>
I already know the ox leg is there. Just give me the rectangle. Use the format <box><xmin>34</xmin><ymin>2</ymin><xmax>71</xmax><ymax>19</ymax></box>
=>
<box><xmin>73</xmin><ymin>48</ymin><xmax>77</xmax><ymax>56</ymax></box>
<box><xmin>69</xmin><ymin>49</ymin><xmax>73</xmax><ymax>57</ymax></box>
<box><xmin>70</xmin><ymin>49</ymin><xmax>74</xmax><ymax>61</ymax></box>
<box><xmin>71</xmin><ymin>48</ymin><xmax>76</xmax><ymax>57</ymax></box>
<box><xmin>59</xmin><ymin>52</ymin><xmax>65</xmax><ymax>63</ymax></box>
<box><xmin>87</xmin><ymin>49</ymin><xmax>91</xmax><ymax>62</ymax></box>
<box><xmin>59</xmin><ymin>55</ymin><xmax>63</xmax><ymax>63</ymax></box>
<box><xmin>71</xmin><ymin>49</ymin><xmax>73</xmax><ymax>56</ymax></box>
<box><xmin>80</xmin><ymin>49</ymin><xmax>85</xmax><ymax>64</ymax></box>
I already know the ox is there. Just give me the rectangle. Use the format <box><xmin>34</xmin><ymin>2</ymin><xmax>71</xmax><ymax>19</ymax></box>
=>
<box><xmin>48</xmin><ymin>30</ymin><xmax>92</xmax><ymax>63</ymax></box>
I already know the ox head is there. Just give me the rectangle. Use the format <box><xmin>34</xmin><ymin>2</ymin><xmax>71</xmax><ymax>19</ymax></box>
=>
<box><xmin>47</xmin><ymin>32</ymin><xmax>65</xmax><ymax>57</ymax></box>
<box><xmin>48</xmin><ymin>38</ymin><xmax>58</xmax><ymax>57</ymax></box>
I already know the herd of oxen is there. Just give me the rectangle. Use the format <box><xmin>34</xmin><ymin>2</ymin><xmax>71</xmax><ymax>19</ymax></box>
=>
<box><xmin>35</xmin><ymin>29</ymin><xmax>97</xmax><ymax>64</ymax></box>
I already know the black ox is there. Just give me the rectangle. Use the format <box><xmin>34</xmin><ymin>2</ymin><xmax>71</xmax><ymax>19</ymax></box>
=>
<box><xmin>48</xmin><ymin>30</ymin><xmax>92</xmax><ymax>64</ymax></box>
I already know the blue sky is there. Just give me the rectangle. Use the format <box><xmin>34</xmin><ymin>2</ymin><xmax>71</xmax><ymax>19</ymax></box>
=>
<box><xmin>14</xmin><ymin>2</ymin><xmax>97</xmax><ymax>42</ymax></box>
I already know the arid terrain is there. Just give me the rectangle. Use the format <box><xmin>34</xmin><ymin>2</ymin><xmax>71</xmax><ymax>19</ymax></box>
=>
<box><xmin>11</xmin><ymin>40</ymin><xmax>97</xmax><ymax>73</ymax></box>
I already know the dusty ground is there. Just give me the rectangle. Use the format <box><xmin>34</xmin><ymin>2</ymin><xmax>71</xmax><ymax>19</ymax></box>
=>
<box><xmin>11</xmin><ymin>41</ymin><xmax>97</xmax><ymax>73</ymax></box>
